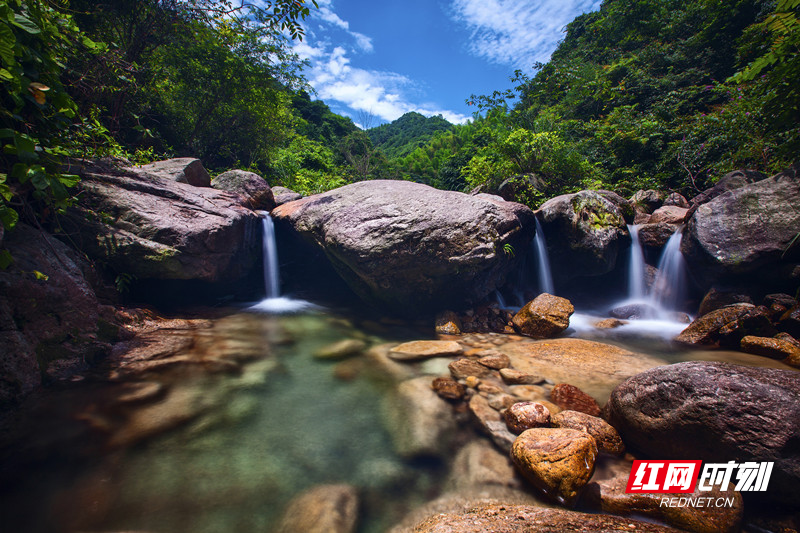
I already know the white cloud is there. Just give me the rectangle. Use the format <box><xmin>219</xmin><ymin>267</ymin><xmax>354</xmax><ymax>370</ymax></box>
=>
<box><xmin>450</xmin><ymin>0</ymin><xmax>602</xmax><ymax>68</ymax></box>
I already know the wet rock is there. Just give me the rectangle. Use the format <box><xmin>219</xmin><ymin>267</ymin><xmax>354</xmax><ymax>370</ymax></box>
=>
<box><xmin>504</xmin><ymin>402</ymin><xmax>551</xmax><ymax>434</ymax></box>
<box><xmin>682</xmin><ymin>167</ymin><xmax>800</xmax><ymax>290</ymax></box>
<box><xmin>631</xmin><ymin>189</ymin><xmax>666</xmax><ymax>213</ymax></box>
<box><xmin>594</xmin><ymin>318</ymin><xmax>626</xmax><ymax>329</ymax></box>
<box><xmin>638</xmin><ymin>222</ymin><xmax>679</xmax><ymax>251</ymax></box>
<box><xmin>609</xmin><ymin>302</ymin><xmax>658</xmax><ymax>319</ymax></box>
<box><xmin>775</xmin><ymin>331</ymin><xmax>800</xmax><ymax>349</ymax></box>
<box><xmin>550</xmin><ymin>383</ymin><xmax>601</xmax><ymax>416</ymax></box>
<box><xmin>499</xmin><ymin>338</ymin><xmax>662</xmax><ymax>395</ymax></box>
<box><xmin>763</xmin><ymin>293</ymin><xmax>797</xmax><ymax>320</ymax></box>
<box><xmin>449</xmin><ymin>358</ymin><xmax>491</xmax><ymax>379</ymax></box>
<box><xmin>385</xmin><ymin>377</ymin><xmax>456</xmax><ymax>458</ymax></box>
<box><xmin>211</xmin><ymin>169</ymin><xmax>275</xmax><ymax>210</ymax></box>
<box><xmin>509</xmin><ymin>385</ymin><xmax>550</xmax><ymax>402</ymax></box>
<box><xmin>446</xmin><ymin>440</ymin><xmax>522</xmax><ymax>490</ymax></box>
<box><xmin>740</xmin><ymin>335</ymin><xmax>800</xmax><ymax>360</ymax></box>
<box><xmin>133</xmin><ymin>157</ymin><xmax>211</xmax><ymax>187</ymax></box>
<box><xmin>333</xmin><ymin>358</ymin><xmax>363</xmax><ymax>381</ymax></box>
<box><xmin>499</xmin><ymin>368</ymin><xmax>544</xmax><ymax>385</ymax></box>
<box><xmin>404</xmin><ymin>504</ymin><xmax>681</xmax><ymax>532</ymax></box>
<box><xmin>64</xmin><ymin>165</ymin><xmax>259</xmax><ymax>282</ymax></box>
<box><xmin>388</xmin><ymin>340</ymin><xmax>463</xmax><ymax>361</ymax></box>
<box><xmin>664</xmin><ymin>192</ymin><xmax>690</xmax><ymax>208</ymax></box>
<box><xmin>435</xmin><ymin>310</ymin><xmax>463</xmax><ymax>335</ymax></box>
<box><xmin>698</xmin><ymin>288</ymin><xmax>753</xmax><ymax>317</ymax></box>
<box><xmin>551</xmin><ymin>410</ymin><xmax>624</xmax><ymax>455</ymax></box>
<box><xmin>606</xmin><ymin>361</ymin><xmax>800</xmax><ymax>506</ymax></box>
<box><xmin>275</xmin><ymin>484</ymin><xmax>359</xmax><ymax>533</ymax></box>
<box><xmin>537</xmin><ymin>191</ymin><xmax>628</xmax><ymax>281</ymax></box>
<box><xmin>582</xmin><ymin>475</ymin><xmax>743</xmax><ymax>533</ymax></box>
<box><xmin>271</xmin><ymin>185</ymin><xmax>302</xmax><ymax>206</ymax></box>
<box><xmin>675</xmin><ymin>303</ymin><xmax>771</xmax><ymax>346</ymax></box>
<box><xmin>649</xmin><ymin>205</ymin><xmax>688</xmax><ymax>224</ymax></box>
<box><xmin>272</xmin><ymin>180</ymin><xmax>536</xmax><ymax>313</ymax></box>
<box><xmin>512</xmin><ymin>293</ymin><xmax>574</xmax><ymax>338</ymax></box>
<box><xmin>313</xmin><ymin>339</ymin><xmax>367</xmax><ymax>360</ymax></box>
<box><xmin>469</xmin><ymin>394</ymin><xmax>517</xmax><ymax>451</ymax></box>
<box><xmin>779</xmin><ymin>304</ymin><xmax>800</xmax><ymax>338</ymax></box>
<box><xmin>478</xmin><ymin>352</ymin><xmax>511</xmax><ymax>369</ymax></box>
<box><xmin>510</xmin><ymin>428</ymin><xmax>598</xmax><ymax>505</ymax></box>
<box><xmin>487</xmin><ymin>393</ymin><xmax>517</xmax><ymax>411</ymax></box>
<box><xmin>715</xmin><ymin>305</ymin><xmax>777</xmax><ymax>347</ymax></box>
<box><xmin>431</xmin><ymin>377</ymin><xmax>466</xmax><ymax>401</ymax></box>
<box><xmin>366</xmin><ymin>344</ymin><xmax>416</xmax><ymax>381</ymax></box>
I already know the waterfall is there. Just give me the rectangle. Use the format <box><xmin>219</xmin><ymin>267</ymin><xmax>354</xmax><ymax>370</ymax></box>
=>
<box><xmin>650</xmin><ymin>227</ymin><xmax>688</xmax><ymax>312</ymax></box>
<box><xmin>627</xmin><ymin>225</ymin><xmax>647</xmax><ymax>300</ymax></box>
<box><xmin>533</xmin><ymin>218</ymin><xmax>555</xmax><ymax>295</ymax></box>
<box><xmin>262</xmin><ymin>215</ymin><xmax>280</xmax><ymax>298</ymax></box>
<box><xmin>495</xmin><ymin>289</ymin><xmax>508</xmax><ymax>309</ymax></box>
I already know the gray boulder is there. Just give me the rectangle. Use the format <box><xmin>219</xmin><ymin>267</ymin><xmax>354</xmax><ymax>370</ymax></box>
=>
<box><xmin>681</xmin><ymin>167</ymin><xmax>800</xmax><ymax>290</ymax></box>
<box><xmin>630</xmin><ymin>189</ymin><xmax>666</xmax><ymax>213</ymax></box>
<box><xmin>211</xmin><ymin>169</ymin><xmax>275</xmax><ymax>210</ymax></box>
<box><xmin>132</xmin><ymin>158</ymin><xmax>211</xmax><ymax>187</ymax></box>
<box><xmin>272</xmin><ymin>185</ymin><xmax>303</xmax><ymax>206</ymax></box>
<box><xmin>272</xmin><ymin>180</ymin><xmax>535</xmax><ymax>313</ymax></box>
<box><xmin>606</xmin><ymin>361</ymin><xmax>800</xmax><ymax>506</ymax></box>
<box><xmin>536</xmin><ymin>190</ymin><xmax>627</xmax><ymax>281</ymax></box>
<box><xmin>66</xmin><ymin>166</ymin><xmax>260</xmax><ymax>282</ymax></box>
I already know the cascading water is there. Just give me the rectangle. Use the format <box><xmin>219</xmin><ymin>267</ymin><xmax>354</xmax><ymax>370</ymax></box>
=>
<box><xmin>533</xmin><ymin>218</ymin><xmax>555</xmax><ymax>295</ymax></box>
<box><xmin>650</xmin><ymin>227</ymin><xmax>688</xmax><ymax>312</ymax></box>
<box><xmin>626</xmin><ymin>224</ymin><xmax>647</xmax><ymax>300</ymax></box>
<box><xmin>250</xmin><ymin>213</ymin><xmax>315</xmax><ymax>313</ymax></box>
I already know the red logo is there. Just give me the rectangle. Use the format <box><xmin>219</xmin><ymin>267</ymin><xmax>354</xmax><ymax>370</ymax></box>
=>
<box><xmin>626</xmin><ymin>460</ymin><xmax>702</xmax><ymax>493</ymax></box>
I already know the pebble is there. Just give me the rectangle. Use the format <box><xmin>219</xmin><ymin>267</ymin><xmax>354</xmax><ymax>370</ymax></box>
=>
<box><xmin>500</xmin><ymin>368</ymin><xmax>545</xmax><ymax>385</ymax></box>
<box><xmin>449</xmin><ymin>358</ymin><xmax>491</xmax><ymax>379</ymax></box>
<box><xmin>504</xmin><ymin>402</ymin><xmax>551</xmax><ymax>434</ymax></box>
<box><xmin>431</xmin><ymin>377</ymin><xmax>467</xmax><ymax>401</ymax></box>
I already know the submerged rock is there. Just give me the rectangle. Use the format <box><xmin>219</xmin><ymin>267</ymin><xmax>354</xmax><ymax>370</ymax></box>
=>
<box><xmin>537</xmin><ymin>190</ymin><xmax>628</xmax><ymax>281</ymax></box>
<box><xmin>313</xmin><ymin>339</ymin><xmax>367</xmax><ymax>360</ymax></box>
<box><xmin>512</xmin><ymin>293</ymin><xmax>574</xmax><ymax>338</ymax></box>
<box><xmin>388</xmin><ymin>340</ymin><xmax>463</xmax><ymax>361</ymax></box>
<box><xmin>606</xmin><ymin>361</ymin><xmax>800</xmax><ymax>506</ymax></box>
<box><xmin>272</xmin><ymin>180</ymin><xmax>535</xmax><ymax>313</ymax></box>
<box><xmin>275</xmin><ymin>484</ymin><xmax>359</xmax><ymax>533</ymax></box>
<box><xmin>469</xmin><ymin>394</ymin><xmax>517</xmax><ymax>451</ymax></box>
<box><xmin>510</xmin><ymin>427</ymin><xmax>598</xmax><ymax>505</ymax></box>
<box><xmin>211</xmin><ymin>169</ymin><xmax>275</xmax><ymax>210</ymax></box>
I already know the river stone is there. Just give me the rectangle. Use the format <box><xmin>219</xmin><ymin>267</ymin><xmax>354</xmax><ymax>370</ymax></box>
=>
<box><xmin>504</xmin><ymin>402</ymin><xmax>551</xmax><ymax>434</ymax></box>
<box><xmin>275</xmin><ymin>484</ymin><xmax>359</xmax><ymax>533</ymax></box>
<box><xmin>550</xmin><ymin>383</ymin><xmax>601</xmax><ymax>416</ymax></box>
<box><xmin>594</xmin><ymin>318</ymin><xmax>626</xmax><ymax>329</ymax></box>
<box><xmin>497</xmin><ymin>338</ymin><xmax>663</xmax><ymax>401</ymax></box>
<box><xmin>551</xmin><ymin>410</ymin><xmax>624</xmax><ymax>455</ymax></box>
<box><xmin>606</xmin><ymin>361</ymin><xmax>800</xmax><ymax>506</ymax></box>
<box><xmin>272</xmin><ymin>185</ymin><xmax>303</xmax><ymax>205</ymax></box>
<box><xmin>682</xmin><ymin>166</ymin><xmax>800</xmax><ymax>290</ymax></box>
<box><xmin>740</xmin><ymin>335</ymin><xmax>800</xmax><ymax>360</ymax></box>
<box><xmin>649</xmin><ymin>205</ymin><xmax>688</xmax><ymax>224</ymax></box>
<box><xmin>384</xmin><ymin>376</ymin><xmax>456</xmax><ymax>458</ymax></box>
<box><xmin>431</xmin><ymin>377</ymin><xmax>466</xmax><ymax>400</ymax></box>
<box><xmin>499</xmin><ymin>368</ymin><xmax>544</xmax><ymax>385</ymax></box>
<box><xmin>449</xmin><ymin>358</ymin><xmax>491</xmax><ymax>379</ymax></box>
<box><xmin>272</xmin><ymin>180</ymin><xmax>536</xmax><ymax>313</ymax></box>
<box><xmin>582</xmin><ymin>474</ymin><xmax>743</xmax><ymax>533</ymax></box>
<box><xmin>510</xmin><ymin>427</ymin><xmax>598</xmax><ymax>505</ymax></box>
<box><xmin>133</xmin><ymin>157</ymin><xmax>211</xmax><ymax>187</ymax></box>
<box><xmin>512</xmin><ymin>293</ymin><xmax>574</xmax><ymax>338</ymax></box>
<box><xmin>537</xmin><ymin>190</ymin><xmax>628</xmax><ymax>281</ymax></box>
<box><xmin>313</xmin><ymin>339</ymin><xmax>367</xmax><ymax>360</ymax></box>
<box><xmin>435</xmin><ymin>311</ymin><xmax>462</xmax><ymax>335</ymax></box>
<box><xmin>211</xmin><ymin>169</ymin><xmax>275</xmax><ymax>210</ymax></box>
<box><xmin>676</xmin><ymin>303</ymin><xmax>757</xmax><ymax>345</ymax></box>
<box><xmin>404</xmin><ymin>504</ymin><xmax>681</xmax><ymax>532</ymax></box>
<box><xmin>478</xmin><ymin>352</ymin><xmax>511</xmax><ymax>369</ymax></box>
<box><xmin>388</xmin><ymin>340</ymin><xmax>463</xmax><ymax>361</ymax></box>
<box><xmin>64</xmin><ymin>165</ymin><xmax>259</xmax><ymax>282</ymax></box>
<box><xmin>445</xmin><ymin>440</ymin><xmax>522</xmax><ymax>490</ymax></box>
<box><xmin>469</xmin><ymin>394</ymin><xmax>517</xmax><ymax>451</ymax></box>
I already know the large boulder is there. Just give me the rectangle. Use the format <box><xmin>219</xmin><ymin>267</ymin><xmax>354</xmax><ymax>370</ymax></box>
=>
<box><xmin>0</xmin><ymin>224</ymin><xmax>116</xmax><ymax>406</ymax></box>
<box><xmin>132</xmin><ymin>157</ymin><xmax>211</xmax><ymax>187</ymax></box>
<box><xmin>606</xmin><ymin>361</ymin><xmax>800</xmax><ymax>506</ymax></box>
<box><xmin>64</xmin><ymin>166</ymin><xmax>260</xmax><ymax>282</ymax></box>
<box><xmin>272</xmin><ymin>180</ymin><xmax>535</xmax><ymax>313</ymax></box>
<box><xmin>682</xmin><ymin>166</ymin><xmax>800</xmax><ymax>290</ymax></box>
<box><xmin>536</xmin><ymin>190</ymin><xmax>627</xmax><ymax>282</ymax></box>
<box><xmin>687</xmin><ymin>169</ymin><xmax>766</xmax><ymax>214</ymax></box>
<box><xmin>211</xmin><ymin>169</ymin><xmax>275</xmax><ymax>211</ymax></box>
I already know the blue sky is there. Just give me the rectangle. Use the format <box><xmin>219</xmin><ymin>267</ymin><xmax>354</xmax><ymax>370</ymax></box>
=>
<box><xmin>293</xmin><ymin>0</ymin><xmax>603</xmax><ymax>127</ymax></box>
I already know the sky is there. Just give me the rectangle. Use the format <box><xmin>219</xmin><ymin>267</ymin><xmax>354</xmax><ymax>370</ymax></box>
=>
<box><xmin>292</xmin><ymin>0</ymin><xmax>603</xmax><ymax>127</ymax></box>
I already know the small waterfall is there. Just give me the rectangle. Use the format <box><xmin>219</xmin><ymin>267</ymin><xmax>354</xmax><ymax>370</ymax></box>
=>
<box><xmin>650</xmin><ymin>227</ymin><xmax>688</xmax><ymax>312</ymax></box>
<box><xmin>627</xmin><ymin>225</ymin><xmax>647</xmax><ymax>300</ymax></box>
<box><xmin>495</xmin><ymin>289</ymin><xmax>508</xmax><ymax>309</ymax></box>
<box><xmin>533</xmin><ymin>218</ymin><xmax>555</xmax><ymax>295</ymax></box>
<box><xmin>262</xmin><ymin>215</ymin><xmax>280</xmax><ymax>298</ymax></box>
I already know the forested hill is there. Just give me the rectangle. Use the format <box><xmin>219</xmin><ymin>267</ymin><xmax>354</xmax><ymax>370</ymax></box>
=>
<box><xmin>367</xmin><ymin>112</ymin><xmax>453</xmax><ymax>159</ymax></box>
<box><xmin>380</xmin><ymin>0</ymin><xmax>799</xmax><ymax>206</ymax></box>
